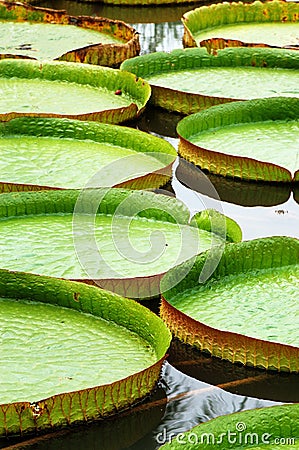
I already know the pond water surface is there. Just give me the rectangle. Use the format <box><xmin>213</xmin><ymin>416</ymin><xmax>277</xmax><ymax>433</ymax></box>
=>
<box><xmin>2</xmin><ymin>1</ymin><xmax>299</xmax><ymax>449</ymax></box>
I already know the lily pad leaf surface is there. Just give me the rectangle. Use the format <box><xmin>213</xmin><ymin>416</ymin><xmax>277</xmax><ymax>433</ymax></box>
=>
<box><xmin>177</xmin><ymin>97</ymin><xmax>299</xmax><ymax>182</ymax></box>
<box><xmin>0</xmin><ymin>269</ymin><xmax>171</xmax><ymax>436</ymax></box>
<box><xmin>0</xmin><ymin>0</ymin><xmax>140</xmax><ymax>67</ymax></box>
<box><xmin>0</xmin><ymin>59</ymin><xmax>150</xmax><ymax>124</ymax></box>
<box><xmin>161</xmin><ymin>236</ymin><xmax>299</xmax><ymax>372</ymax></box>
<box><xmin>120</xmin><ymin>47</ymin><xmax>299</xmax><ymax>114</ymax></box>
<box><xmin>160</xmin><ymin>403</ymin><xmax>299</xmax><ymax>449</ymax></box>
<box><xmin>0</xmin><ymin>117</ymin><xmax>176</xmax><ymax>192</ymax></box>
<box><xmin>182</xmin><ymin>0</ymin><xmax>299</xmax><ymax>51</ymax></box>
<box><xmin>0</xmin><ymin>189</ymin><xmax>241</xmax><ymax>299</ymax></box>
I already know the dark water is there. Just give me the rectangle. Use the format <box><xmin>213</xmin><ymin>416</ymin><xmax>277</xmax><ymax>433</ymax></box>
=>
<box><xmin>2</xmin><ymin>1</ymin><xmax>299</xmax><ymax>449</ymax></box>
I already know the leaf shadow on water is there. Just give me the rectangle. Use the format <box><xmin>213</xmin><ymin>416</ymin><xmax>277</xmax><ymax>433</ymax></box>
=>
<box><xmin>168</xmin><ymin>339</ymin><xmax>299</xmax><ymax>404</ymax></box>
<box><xmin>1</xmin><ymin>4</ymin><xmax>298</xmax><ymax>449</ymax></box>
<box><xmin>176</xmin><ymin>158</ymin><xmax>292</xmax><ymax>208</ymax></box>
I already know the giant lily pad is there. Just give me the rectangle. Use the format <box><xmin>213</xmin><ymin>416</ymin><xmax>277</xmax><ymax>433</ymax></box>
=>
<box><xmin>160</xmin><ymin>237</ymin><xmax>299</xmax><ymax>372</ymax></box>
<box><xmin>160</xmin><ymin>403</ymin><xmax>299</xmax><ymax>449</ymax></box>
<box><xmin>0</xmin><ymin>0</ymin><xmax>140</xmax><ymax>67</ymax></box>
<box><xmin>177</xmin><ymin>97</ymin><xmax>299</xmax><ymax>183</ymax></box>
<box><xmin>0</xmin><ymin>59</ymin><xmax>150</xmax><ymax>124</ymax></box>
<box><xmin>0</xmin><ymin>269</ymin><xmax>171</xmax><ymax>436</ymax></box>
<box><xmin>0</xmin><ymin>188</ymin><xmax>241</xmax><ymax>299</ymax></box>
<box><xmin>0</xmin><ymin>117</ymin><xmax>176</xmax><ymax>192</ymax></box>
<box><xmin>120</xmin><ymin>47</ymin><xmax>299</xmax><ymax>114</ymax></box>
<box><xmin>182</xmin><ymin>0</ymin><xmax>299</xmax><ymax>51</ymax></box>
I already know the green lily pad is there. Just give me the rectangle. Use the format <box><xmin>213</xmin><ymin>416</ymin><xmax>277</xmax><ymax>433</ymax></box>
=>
<box><xmin>161</xmin><ymin>236</ymin><xmax>299</xmax><ymax>372</ymax></box>
<box><xmin>0</xmin><ymin>59</ymin><xmax>150</xmax><ymax>124</ymax></box>
<box><xmin>160</xmin><ymin>403</ymin><xmax>299</xmax><ymax>449</ymax></box>
<box><xmin>0</xmin><ymin>117</ymin><xmax>176</xmax><ymax>192</ymax></box>
<box><xmin>0</xmin><ymin>188</ymin><xmax>241</xmax><ymax>299</ymax></box>
<box><xmin>120</xmin><ymin>47</ymin><xmax>299</xmax><ymax>114</ymax></box>
<box><xmin>177</xmin><ymin>97</ymin><xmax>299</xmax><ymax>183</ymax></box>
<box><xmin>0</xmin><ymin>269</ymin><xmax>171</xmax><ymax>436</ymax></box>
<box><xmin>0</xmin><ymin>0</ymin><xmax>140</xmax><ymax>67</ymax></box>
<box><xmin>182</xmin><ymin>0</ymin><xmax>299</xmax><ymax>51</ymax></box>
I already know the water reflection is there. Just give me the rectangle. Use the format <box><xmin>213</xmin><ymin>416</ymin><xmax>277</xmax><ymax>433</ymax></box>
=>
<box><xmin>33</xmin><ymin>0</ymin><xmax>194</xmax><ymax>54</ymax></box>
<box><xmin>129</xmin><ymin>363</ymin><xmax>277</xmax><ymax>449</ymax></box>
<box><xmin>173</xmin><ymin>175</ymin><xmax>299</xmax><ymax>240</ymax></box>
<box><xmin>136</xmin><ymin>107</ymin><xmax>299</xmax><ymax>240</ymax></box>
<box><xmin>137</xmin><ymin>106</ymin><xmax>183</xmax><ymax>138</ymax></box>
<box><xmin>134</xmin><ymin>22</ymin><xmax>184</xmax><ymax>54</ymax></box>
<box><xmin>168</xmin><ymin>339</ymin><xmax>299</xmax><ymax>403</ymax></box>
<box><xmin>33</xmin><ymin>0</ymin><xmax>199</xmax><ymax>23</ymax></box>
<box><xmin>176</xmin><ymin>159</ymin><xmax>292</xmax><ymax>207</ymax></box>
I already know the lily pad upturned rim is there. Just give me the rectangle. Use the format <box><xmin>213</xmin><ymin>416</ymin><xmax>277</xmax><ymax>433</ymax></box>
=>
<box><xmin>182</xmin><ymin>0</ymin><xmax>299</xmax><ymax>50</ymax></box>
<box><xmin>160</xmin><ymin>236</ymin><xmax>299</xmax><ymax>372</ymax></box>
<box><xmin>0</xmin><ymin>116</ymin><xmax>176</xmax><ymax>193</ymax></box>
<box><xmin>0</xmin><ymin>188</ymin><xmax>242</xmax><ymax>299</ymax></box>
<box><xmin>177</xmin><ymin>96</ymin><xmax>299</xmax><ymax>183</ymax></box>
<box><xmin>160</xmin><ymin>403</ymin><xmax>299</xmax><ymax>449</ymax></box>
<box><xmin>0</xmin><ymin>0</ymin><xmax>140</xmax><ymax>67</ymax></box>
<box><xmin>0</xmin><ymin>269</ymin><xmax>172</xmax><ymax>437</ymax></box>
<box><xmin>0</xmin><ymin>58</ymin><xmax>151</xmax><ymax>124</ymax></box>
<box><xmin>120</xmin><ymin>47</ymin><xmax>299</xmax><ymax>114</ymax></box>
